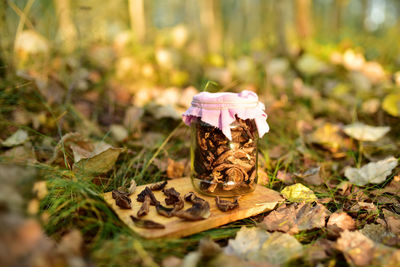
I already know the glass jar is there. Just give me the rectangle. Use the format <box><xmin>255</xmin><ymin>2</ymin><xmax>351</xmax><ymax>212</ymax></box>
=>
<box><xmin>190</xmin><ymin>116</ymin><xmax>259</xmax><ymax>196</ymax></box>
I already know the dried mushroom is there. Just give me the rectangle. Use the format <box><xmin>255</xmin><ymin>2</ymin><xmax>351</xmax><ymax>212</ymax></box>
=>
<box><xmin>175</xmin><ymin>192</ymin><xmax>210</xmax><ymax>220</ymax></box>
<box><xmin>137</xmin><ymin>187</ymin><xmax>158</xmax><ymax>205</ymax></box>
<box><xmin>112</xmin><ymin>189</ymin><xmax>131</xmax><ymax>209</ymax></box>
<box><xmin>137</xmin><ymin>195</ymin><xmax>150</xmax><ymax>217</ymax></box>
<box><xmin>116</xmin><ymin>180</ymin><xmax>137</xmax><ymax>196</ymax></box>
<box><xmin>193</xmin><ymin>117</ymin><xmax>258</xmax><ymax>194</ymax></box>
<box><xmin>156</xmin><ymin>203</ymin><xmax>175</xmax><ymax>218</ymax></box>
<box><xmin>149</xmin><ymin>181</ymin><xmax>168</xmax><ymax>191</ymax></box>
<box><xmin>163</xmin><ymin>187</ymin><xmax>181</xmax><ymax>205</ymax></box>
<box><xmin>127</xmin><ymin>180</ymin><xmax>137</xmax><ymax>194</ymax></box>
<box><xmin>174</xmin><ymin>201</ymin><xmax>211</xmax><ymax>221</ymax></box>
<box><xmin>184</xmin><ymin>191</ymin><xmax>206</xmax><ymax>204</ymax></box>
<box><xmin>130</xmin><ymin>215</ymin><xmax>165</xmax><ymax>229</ymax></box>
<box><xmin>215</xmin><ymin>196</ymin><xmax>239</xmax><ymax>212</ymax></box>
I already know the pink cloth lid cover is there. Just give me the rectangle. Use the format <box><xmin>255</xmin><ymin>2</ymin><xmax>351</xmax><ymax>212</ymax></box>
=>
<box><xmin>182</xmin><ymin>90</ymin><xmax>269</xmax><ymax>140</ymax></box>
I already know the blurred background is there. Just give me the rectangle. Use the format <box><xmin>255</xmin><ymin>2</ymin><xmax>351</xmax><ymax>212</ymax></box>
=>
<box><xmin>2</xmin><ymin>0</ymin><xmax>400</xmax><ymax>88</ymax></box>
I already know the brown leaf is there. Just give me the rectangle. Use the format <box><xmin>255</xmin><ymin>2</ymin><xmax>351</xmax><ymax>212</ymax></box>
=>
<box><xmin>257</xmin><ymin>168</ymin><xmax>269</xmax><ymax>185</ymax></box>
<box><xmin>261</xmin><ymin>202</ymin><xmax>330</xmax><ymax>234</ymax></box>
<box><xmin>294</xmin><ymin>167</ymin><xmax>323</xmax><ymax>186</ymax></box>
<box><xmin>167</xmin><ymin>158</ymin><xmax>185</xmax><ymax>179</ymax></box>
<box><xmin>370</xmin><ymin>175</ymin><xmax>400</xmax><ymax>196</ymax></box>
<box><xmin>327</xmin><ymin>212</ymin><xmax>356</xmax><ymax>236</ymax></box>
<box><xmin>57</xmin><ymin>230</ymin><xmax>83</xmax><ymax>257</ymax></box>
<box><xmin>383</xmin><ymin>209</ymin><xmax>400</xmax><ymax>235</ymax></box>
<box><xmin>336</xmin><ymin>230</ymin><xmax>375</xmax><ymax>266</ymax></box>
<box><xmin>276</xmin><ymin>171</ymin><xmax>294</xmax><ymax>185</ymax></box>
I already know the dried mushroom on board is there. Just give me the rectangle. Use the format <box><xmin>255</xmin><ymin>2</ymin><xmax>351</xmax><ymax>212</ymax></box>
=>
<box><xmin>193</xmin><ymin>117</ymin><xmax>258</xmax><ymax>195</ymax></box>
<box><xmin>174</xmin><ymin>192</ymin><xmax>211</xmax><ymax>220</ymax></box>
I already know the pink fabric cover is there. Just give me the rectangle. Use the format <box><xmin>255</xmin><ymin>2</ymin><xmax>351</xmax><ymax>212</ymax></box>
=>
<box><xmin>182</xmin><ymin>90</ymin><xmax>269</xmax><ymax>140</ymax></box>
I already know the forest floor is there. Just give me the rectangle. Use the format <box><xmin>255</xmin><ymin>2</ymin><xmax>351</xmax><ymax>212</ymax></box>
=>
<box><xmin>1</xmin><ymin>44</ymin><xmax>400</xmax><ymax>267</ymax></box>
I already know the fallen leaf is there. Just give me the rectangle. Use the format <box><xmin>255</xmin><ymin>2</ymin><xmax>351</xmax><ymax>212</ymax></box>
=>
<box><xmin>294</xmin><ymin>167</ymin><xmax>323</xmax><ymax>186</ymax></box>
<box><xmin>109</xmin><ymin>124</ymin><xmax>128</xmax><ymax>142</ymax></box>
<box><xmin>1</xmin><ymin>142</ymin><xmax>37</xmax><ymax>163</ymax></box>
<box><xmin>360</xmin><ymin>224</ymin><xmax>398</xmax><ymax>246</ymax></box>
<box><xmin>281</xmin><ymin>183</ymin><xmax>317</xmax><ymax>202</ymax></box>
<box><xmin>57</xmin><ymin>229</ymin><xmax>83</xmax><ymax>256</ymax></box>
<box><xmin>362</xmin><ymin>98</ymin><xmax>380</xmax><ymax>114</ymax></box>
<box><xmin>1</xmin><ymin>129</ymin><xmax>28</xmax><ymax>147</ymax></box>
<box><xmin>336</xmin><ymin>230</ymin><xmax>375</xmax><ymax>266</ymax></box>
<box><xmin>276</xmin><ymin>171</ymin><xmax>294</xmax><ymax>185</ymax></box>
<box><xmin>73</xmin><ymin>142</ymin><xmax>124</xmax><ymax>174</ymax></box>
<box><xmin>343</xmin><ymin>122</ymin><xmax>390</xmax><ymax>142</ymax></box>
<box><xmin>224</xmin><ymin>227</ymin><xmax>270</xmax><ymax>261</ymax></box>
<box><xmin>327</xmin><ymin>212</ymin><xmax>356</xmax><ymax>236</ymax></box>
<box><xmin>257</xmin><ymin>168</ymin><xmax>269</xmax><ymax>185</ymax></box>
<box><xmin>309</xmin><ymin>123</ymin><xmax>344</xmax><ymax>152</ymax></box>
<box><xmin>32</xmin><ymin>181</ymin><xmax>48</xmax><ymax>200</ymax></box>
<box><xmin>123</xmin><ymin>106</ymin><xmax>144</xmax><ymax>132</ymax></box>
<box><xmin>261</xmin><ymin>202</ymin><xmax>330</xmax><ymax>234</ymax></box>
<box><xmin>344</xmin><ymin>157</ymin><xmax>398</xmax><ymax>186</ymax></box>
<box><xmin>148</xmin><ymin>104</ymin><xmax>181</xmax><ymax>120</ymax></box>
<box><xmin>370</xmin><ymin>175</ymin><xmax>400</xmax><ymax>195</ymax></box>
<box><xmin>336</xmin><ymin>230</ymin><xmax>400</xmax><ymax>267</ymax></box>
<box><xmin>382</xmin><ymin>93</ymin><xmax>400</xmax><ymax>117</ymax></box>
<box><xmin>304</xmin><ymin>240</ymin><xmax>330</xmax><ymax>264</ymax></box>
<box><xmin>383</xmin><ymin>209</ymin><xmax>400</xmax><ymax>235</ymax></box>
<box><xmin>162</xmin><ymin>256</ymin><xmax>182</xmax><ymax>267</ymax></box>
<box><xmin>249</xmin><ymin>232</ymin><xmax>303</xmax><ymax>264</ymax></box>
<box><xmin>268</xmin><ymin>145</ymin><xmax>285</xmax><ymax>159</ymax></box>
<box><xmin>225</xmin><ymin>227</ymin><xmax>303</xmax><ymax>265</ymax></box>
<box><xmin>167</xmin><ymin>158</ymin><xmax>185</xmax><ymax>179</ymax></box>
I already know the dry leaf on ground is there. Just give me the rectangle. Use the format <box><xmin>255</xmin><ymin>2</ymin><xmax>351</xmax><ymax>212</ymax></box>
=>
<box><xmin>309</xmin><ymin>123</ymin><xmax>345</xmax><ymax>152</ymax></box>
<box><xmin>344</xmin><ymin>157</ymin><xmax>398</xmax><ymax>186</ymax></box>
<box><xmin>225</xmin><ymin>227</ymin><xmax>303</xmax><ymax>265</ymax></box>
<box><xmin>336</xmin><ymin>230</ymin><xmax>375</xmax><ymax>266</ymax></box>
<box><xmin>1</xmin><ymin>129</ymin><xmax>29</xmax><ymax>147</ymax></box>
<box><xmin>336</xmin><ymin>230</ymin><xmax>400</xmax><ymax>267</ymax></box>
<box><xmin>73</xmin><ymin>142</ymin><xmax>124</xmax><ymax>174</ymax></box>
<box><xmin>257</xmin><ymin>168</ymin><xmax>269</xmax><ymax>185</ymax></box>
<box><xmin>280</xmin><ymin>183</ymin><xmax>317</xmax><ymax>202</ymax></box>
<box><xmin>360</xmin><ymin>224</ymin><xmax>398</xmax><ymax>246</ymax></box>
<box><xmin>383</xmin><ymin>209</ymin><xmax>400</xmax><ymax>235</ymax></box>
<box><xmin>370</xmin><ymin>175</ymin><xmax>400</xmax><ymax>195</ymax></box>
<box><xmin>343</xmin><ymin>122</ymin><xmax>390</xmax><ymax>142</ymax></box>
<box><xmin>261</xmin><ymin>202</ymin><xmax>330</xmax><ymax>234</ymax></box>
<box><xmin>167</xmin><ymin>158</ymin><xmax>185</xmax><ymax>179</ymax></box>
<box><xmin>276</xmin><ymin>171</ymin><xmax>294</xmax><ymax>185</ymax></box>
<box><xmin>327</xmin><ymin>211</ymin><xmax>356</xmax><ymax>236</ymax></box>
<box><xmin>294</xmin><ymin>167</ymin><xmax>323</xmax><ymax>186</ymax></box>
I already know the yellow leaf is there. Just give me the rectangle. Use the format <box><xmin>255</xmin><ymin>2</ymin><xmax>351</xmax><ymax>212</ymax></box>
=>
<box><xmin>281</xmin><ymin>183</ymin><xmax>317</xmax><ymax>202</ymax></box>
<box><xmin>382</xmin><ymin>93</ymin><xmax>400</xmax><ymax>117</ymax></box>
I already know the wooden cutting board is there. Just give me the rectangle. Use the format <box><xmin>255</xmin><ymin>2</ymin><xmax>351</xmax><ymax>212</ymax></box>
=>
<box><xmin>103</xmin><ymin>177</ymin><xmax>283</xmax><ymax>239</ymax></box>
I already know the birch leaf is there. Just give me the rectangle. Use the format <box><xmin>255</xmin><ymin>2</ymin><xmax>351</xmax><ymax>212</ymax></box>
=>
<box><xmin>343</xmin><ymin>122</ymin><xmax>390</xmax><ymax>142</ymax></box>
<box><xmin>344</xmin><ymin>157</ymin><xmax>398</xmax><ymax>186</ymax></box>
<box><xmin>281</xmin><ymin>183</ymin><xmax>317</xmax><ymax>202</ymax></box>
<box><xmin>225</xmin><ymin>227</ymin><xmax>303</xmax><ymax>265</ymax></box>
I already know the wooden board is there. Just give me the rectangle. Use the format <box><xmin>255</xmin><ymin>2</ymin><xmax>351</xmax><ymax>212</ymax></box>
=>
<box><xmin>104</xmin><ymin>178</ymin><xmax>283</xmax><ymax>239</ymax></box>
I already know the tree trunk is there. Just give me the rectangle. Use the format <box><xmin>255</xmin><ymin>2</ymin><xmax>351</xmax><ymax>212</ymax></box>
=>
<box><xmin>54</xmin><ymin>0</ymin><xmax>77</xmax><ymax>52</ymax></box>
<box><xmin>128</xmin><ymin>0</ymin><xmax>146</xmax><ymax>43</ymax></box>
<box><xmin>199</xmin><ymin>0</ymin><xmax>222</xmax><ymax>53</ymax></box>
<box><xmin>276</xmin><ymin>0</ymin><xmax>288</xmax><ymax>55</ymax></box>
<box><xmin>296</xmin><ymin>0</ymin><xmax>313</xmax><ymax>40</ymax></box>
